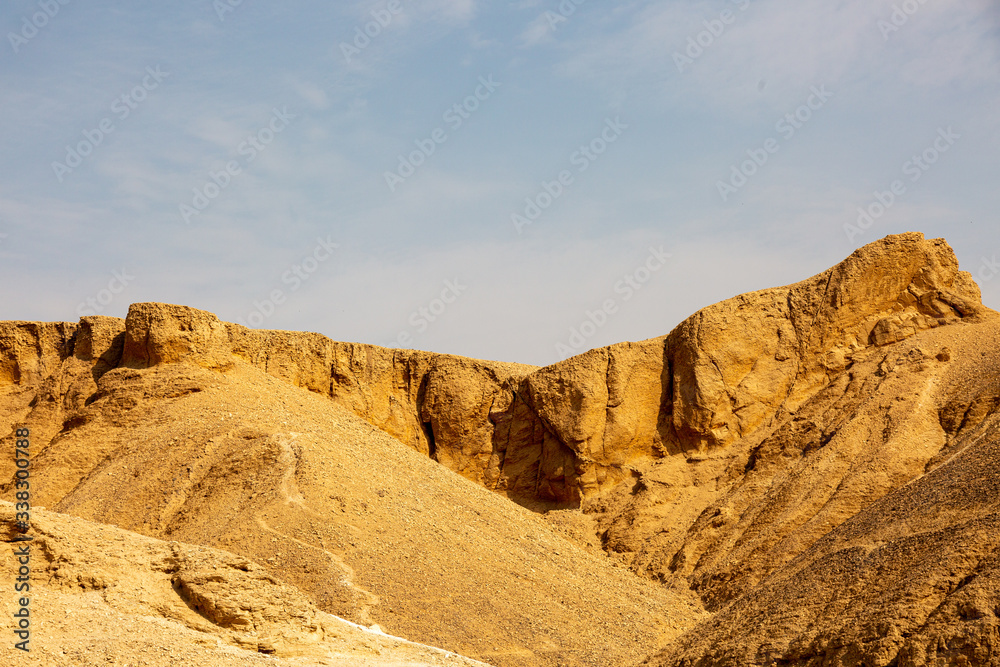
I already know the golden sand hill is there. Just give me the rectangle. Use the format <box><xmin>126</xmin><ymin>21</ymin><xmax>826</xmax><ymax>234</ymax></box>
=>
<box><xmin>2</xmin><ymin>232</ymin><xmax>1000</xmax><ymax>666</ymax></box>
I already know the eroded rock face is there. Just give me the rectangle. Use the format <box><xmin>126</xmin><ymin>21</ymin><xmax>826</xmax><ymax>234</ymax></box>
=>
<box><xmin>580</xmin><ymin>239</ymin><xmax>999</xmax><ymax>627</ymax></box>
<box><xmin>0</xmin><ymin>234</ymin><xmax>988</xmax><ymax>509</ymax></box>
<box><xmin>73</xmin><ymin>316</ymin><xmax>126</xmax><ymax>376</ymax></box>
<box><xmin>226</xmin><ymin>328</ymin><xmax>539</xmax><ymax>490</ymax></box>
<box><xmin>509</xmin><ymin>341</ymin><xmax>672</xmax><ymax>502</ymax></box>
<box><xmin>666</xmin><ymin>232</ymin><xmax>982</xmax><ymax>453</ymax></box>
<box><xmin>122</xmin><ymin>303</ymin><xmax>234</xmax><ymax>370</ymax></box>
<box><xmin>0</xmin><ymin>320</ymin><xmax>76</xmax><ymax>386</ymax></box>
<box><xmin>488</xmin><ymin>232</ymin><xmax>986</xmax><ymax>501</ymax></box>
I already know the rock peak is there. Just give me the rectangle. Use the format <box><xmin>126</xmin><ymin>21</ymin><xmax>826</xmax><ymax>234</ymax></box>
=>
<box><xmin>122</xmin><ymin>302</ymin><xmax>233</xmax><ymax>370</ymax></box>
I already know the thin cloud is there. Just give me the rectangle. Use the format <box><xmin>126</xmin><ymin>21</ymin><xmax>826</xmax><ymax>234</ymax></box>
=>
<box><xmin>552</xmin><ymin>0</ymin><xmax>1000</xmax><ymax>113</ymax></box>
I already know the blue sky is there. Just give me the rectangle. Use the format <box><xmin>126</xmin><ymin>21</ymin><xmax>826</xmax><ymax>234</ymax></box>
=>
<box><xmin>2</xmin><ymin>0</ymin><xmax>998</xmax><ymax>366</ymax></box>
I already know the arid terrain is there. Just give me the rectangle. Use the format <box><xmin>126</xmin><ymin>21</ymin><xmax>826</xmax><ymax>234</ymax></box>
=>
<box><xmin>3</xmin><ymin>232</ymin><xmax>999</xmax><ymax>666</ymax></box>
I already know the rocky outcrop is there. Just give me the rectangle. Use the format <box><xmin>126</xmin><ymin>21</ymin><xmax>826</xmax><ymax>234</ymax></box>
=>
<box><xmin>490</xmin><ymin>232</ymin><xmax>986</xmax><ymax>502</ymax></box>
<box><xmin>644</xmin><ymin>344</ymin><xmax>1000</xmax><ymax>666</ymax></box>
<box><xmin>582</xmin><ymin>239</ymin><xmax>999</xmax><ymax>625</ymax></box>
<box><xmin>500</xmin><ymin>341</ymin><xmax>672</xmax><ymax>502</ymax></box>
<box><xmin>123</xmin><ymin>302</ymin><xmax>233</xmax><ymax>370</ymax></box>
<box><xmin>523</xmin><ymin>234</ymin><xmax>983</xmax><ymax>471</ymax></box>
<box><xmin>665</xmin><ymin>231</ymin><xmax>981</xmax><ymax>453</ymax></box>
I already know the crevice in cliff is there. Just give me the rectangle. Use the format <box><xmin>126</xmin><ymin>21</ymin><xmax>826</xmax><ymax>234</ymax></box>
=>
<box><xmin>422</xmin><ymin>421</ymin><xmax>437</xmax><ymax>462</ymax></box>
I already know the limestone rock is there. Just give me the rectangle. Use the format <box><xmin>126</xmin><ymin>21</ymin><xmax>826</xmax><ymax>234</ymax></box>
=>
<box><xmin>0</xmin><ymin>320</ymin><xmax>75</xmax><ymax>387</ymax></box>
<box><xmin>491</xmin><ymin>232</ymin><xmax>987</xmax><ymax>502</ymax></box>
<box><xmin>665</xmin><ymin>232</ymin><xmax>981</xmax><ymax>452</ymax></box>
<box><xmin>122</xmin><ymin>302</ymin><xmax>234</xmax><ymax>370</ymax></box>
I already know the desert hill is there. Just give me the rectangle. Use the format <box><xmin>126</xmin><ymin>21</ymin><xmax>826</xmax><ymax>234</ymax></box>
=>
<box><xmin>3</xmin><ymin>231</ymin><xmax>1000</xmax><ymax>666</ymax></box>
<box><xmin>0</xmin><ymin>305</ymin><xmax>705</xmax><ymax>666</ymax></box>
<box><xmin>0</xmin><ymin>501</ymin><xmax>494</xmax><ymax>666</ymax></box>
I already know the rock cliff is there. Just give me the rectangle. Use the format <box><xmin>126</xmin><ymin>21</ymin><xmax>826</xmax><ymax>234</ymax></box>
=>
<box><xmin>1</xmin><ymin>234</ymin><xmax>982</xmax><ymax>509</ymax></box>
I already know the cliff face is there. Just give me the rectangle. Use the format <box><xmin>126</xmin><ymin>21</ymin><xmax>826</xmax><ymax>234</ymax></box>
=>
<box><xmin>0</xmin><ymin>233</ymin><xmax>987</xmax><ymax>510</ymax></box>
<box><xmin>225</xmin><ymin>326</ymin><xmax>546</xmax><ymax>494</ymax></box>
<box><xmin>666</xmin><ymin>232</ymin><xmax>981</xmax><ymax>452</ymax></box>
<box><xmin>522</xmin><ymin>233</ymin><xmax>982</xmax><ymax>477</ymax></box>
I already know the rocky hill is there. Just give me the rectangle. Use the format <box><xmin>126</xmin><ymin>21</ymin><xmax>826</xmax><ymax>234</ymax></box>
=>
<box><xmin>3</xmin><ymin>232</ymin><xmax>999</xmax><ymax>666</ymax></box>
<box><xmin>0</xmin><ymin>304</ymin><xmax>704</xmax><ymax>666</ymax></box>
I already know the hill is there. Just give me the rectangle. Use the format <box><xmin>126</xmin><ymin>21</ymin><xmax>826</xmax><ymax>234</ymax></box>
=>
<box><xmin>0</xmin><ymin>501</ymin><xmax>494</xmax><ymax>666</ymax></box>
<box><xmin>0</xmin><ymin>305</ymin><xmax>703</xmax><ymax>666</ymax></box>
<box><xmin>3</xmin><ymin>232</ymin><xmax>999</xmax><ymax>666</ymax></box>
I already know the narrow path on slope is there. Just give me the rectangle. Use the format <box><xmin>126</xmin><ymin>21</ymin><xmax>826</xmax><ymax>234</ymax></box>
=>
<box><xmin>254</xmin><ymin>432</ymin><xmax>382</xmax><ymax>623</ymax></box>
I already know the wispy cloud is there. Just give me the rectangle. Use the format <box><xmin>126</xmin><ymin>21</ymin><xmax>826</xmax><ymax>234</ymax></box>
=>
<box><xmin>549</xmin><ymin>0</ymin><xmax>1000</xmax><ymax>113</ymax></box>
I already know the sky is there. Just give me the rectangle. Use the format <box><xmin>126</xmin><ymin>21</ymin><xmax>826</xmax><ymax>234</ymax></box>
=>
<box><xmin>1</xmin><ymin>0</ymin><xmax>998</xmax><ymax>367</ymax></box>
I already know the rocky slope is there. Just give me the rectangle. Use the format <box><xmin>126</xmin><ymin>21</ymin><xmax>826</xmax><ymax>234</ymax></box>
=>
<box><xmin>580</xmin><ymin>234</ymin><xmax>997</xmax><ymax>612</ymax></box>
<box><xmin>645</xmin><ymin>314</ymin><xmax>1000</xmax><ymax>665</ymax></box>
<box><xmin>3</xmin><ymin>231</ymin><xmax>999</xmax><ymax>666</ymax></box>
<box><xmin>0</xmin><ymin>502</ymin><xmax>493</xmax><ymax>666</ymax></box>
